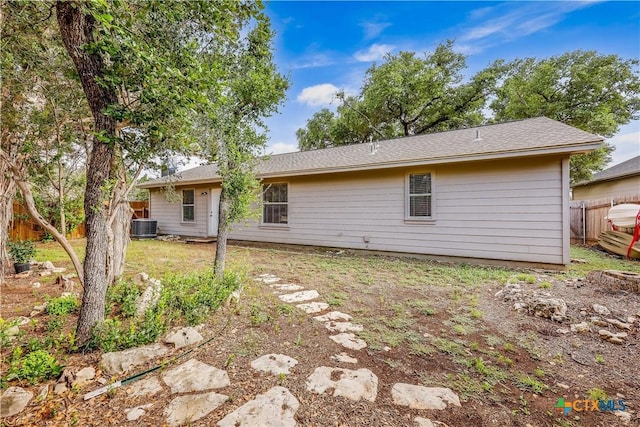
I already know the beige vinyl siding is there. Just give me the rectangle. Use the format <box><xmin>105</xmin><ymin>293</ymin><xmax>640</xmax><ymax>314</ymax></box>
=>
<box><xmin>149</xmin><ymin>185</ymin><xmax>211</xmax><ymax>237</ymax></box>
<box><xmin>572</xmin><ymin>175</ymin><xmax>640</xmax><ymax>200</ymax></box>
<box><xmin>229</xmin><ymin>156</ymin><xmax>566</xmax><ymax>264</ymax></box>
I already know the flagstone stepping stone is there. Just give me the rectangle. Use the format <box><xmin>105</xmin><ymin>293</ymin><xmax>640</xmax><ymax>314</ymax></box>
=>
<box><xmin>331</xmin><ymin>353</ymin><xmax>358</xmax><ymax>364</ymax></box>
<box><xmin>164</xmin><ymin>326</ymin><xmax>204</xmax><ymax>349</ymax></box>
<box><xmin>126</xmin><ymin>376</ymin><xmax>163</xmax><ymax>397</ymax></box>
<box><xmin>102</xmin><ymin>343</ymin><xmax>169</xmax><ymax>375</ymax></box>
<box><xmin>415</xmin><ymin>417</ymin><xmax>449</xmax><ymax>427</ymax></box>
<box><xmin>325</xmin><ymin>321</ymin><xmax>364</xmax><ymax>333</ymax></box>
<box><xmin>306</xmin><ymin>367</ymin><xmax>378</xmax><ymax>402</ymax></box>
<box><xmin>270</xmin><ymin>283</ymin><xmax>305</xmax><ymax>292</ymax></box>
<box><xmin>165</xmin><ymin>392</ymin><xmax>228</xmax><ymax>427</ymax></box>
<box><xmin>279</xmin><ymin>290</ymin><xmax>320</xmax><ymax>303</ymax></box>
<box><xmin>162</xmin><ymin>359</ymin><xmax>230</xmax><ymax>393</ymax></box>
<box><xmin>0</xmin><ymin>387</ymin><xmax>33</xmax><ymax>418</ymax></box>
<box><xmin>255</xmin><ymin>274</ymin><xmax>281</xmax><ymax>284</ymax></box>
<box><xmin>72</xmin><ymin>366</ymin><xmax>96</xmax><ymax>388</ymax></box>
<box><xmin>296</xmin><ymin>302</ymin><xmax>330</xmax><ymax>314</ymax></box>
<box><xmin>329</xmin><ymin>333</ymin><xmax>367</xmax><ymax>350</ymax></box>
<box><xmin>251</xmin><ymin>354</ymin><xmax>299</xmax><ymax>376</ymax></box>
<box><xmin>314</xmin><ymin>311</ymin><xmax>352</xmax><ymax>322</ymax></box>
<box><xmin>126</xmin><ymin>403</ymin><xmax>153</xmax><ymax>421</ymax></box>
<box><xmin>217</xmin><ymin>386</ymin><xmax>299</xmax><ymax>427</ymax></box>
<box><xmin>391</xmin><ymin>383</ymin><xmax>461</xmax><ymax>410</ymax></box>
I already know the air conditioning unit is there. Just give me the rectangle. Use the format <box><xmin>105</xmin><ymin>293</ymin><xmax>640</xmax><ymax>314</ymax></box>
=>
<box><xmin>131</xmin><ymin>219</ymin><xmax>158</xmax><ymax>238</ymax></box>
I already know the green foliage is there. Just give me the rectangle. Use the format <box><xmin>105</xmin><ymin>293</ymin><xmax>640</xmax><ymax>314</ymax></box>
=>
<box><xmin>249</xmin><ymin>304</ymin><xmax>271</xmax><ymax>326</ymax></box>
<box><xmin>586</xmin><ymin>387</ymin><xmax>608</xmax><ymax>401</ymax></box>
<box><xmin>107</xmin><ymin>280</ymin><xmax>141</xmax><ymax>317</ymax></box>
<box><xmin>491</xmin><ymin>50</ymin><xmax>639</xmax><ymax>182</ymax></box>
<box><xmin>6</xmin><ymin>348</ymin><xmax>63</xmax><ymax>385</ymax></box>
<box><xmin>516</xmin><ymin>375</ymin><xmax>548</xmax><ymax>394</ymax></box>
<box><xmin>7</xmin><ymin>240</ymin><xmax>35</xmax><ymax>264</ymax></box>
<box><xmin>46</xmin><ymin>294</ymin><xmax>80</xmax><ymax>316</ymax></box>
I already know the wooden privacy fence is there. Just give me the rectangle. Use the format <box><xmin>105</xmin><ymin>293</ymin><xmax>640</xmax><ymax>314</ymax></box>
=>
<box><xmin>570</xmin><ymin>193</ymin><xmax>640</xmax><ymax>244</ymax></box>
<box><xmin>9</xmin><ymin>200</ymin><xmax>149</xmax><ymax>241</ymax></box>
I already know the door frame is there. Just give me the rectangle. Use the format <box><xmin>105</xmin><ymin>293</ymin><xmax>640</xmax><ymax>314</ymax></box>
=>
<box><xmin>207</xmin><ymin>188</ymin><xmax>222</xmax><ymax>237</ymax></box>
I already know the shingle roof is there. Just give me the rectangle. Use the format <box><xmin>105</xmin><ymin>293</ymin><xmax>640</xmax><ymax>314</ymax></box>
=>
<box><xmin>140</xmin><ymin>117</ymin><xmax>602</xmax><ymax>188</ymax></box>
<box><xmin>572</xmin><ymin>155</ymin><xmax>640</xmax><ymax>187</ymax></box>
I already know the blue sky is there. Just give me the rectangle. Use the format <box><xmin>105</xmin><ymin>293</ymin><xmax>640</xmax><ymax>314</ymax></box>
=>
<box><xmin>260</xmin><ymin>0</ymin><xmax>640</xmax><ymax>167</ymax></box>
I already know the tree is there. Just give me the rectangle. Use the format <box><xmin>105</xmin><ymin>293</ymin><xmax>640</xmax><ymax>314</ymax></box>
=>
<box><xmin>491</xmin><ymin>50</ymin><xmax>640</xmax><ymax>182</ymax></box>
<box><xmin>53</xmin><ymin>0</ymin><xmax>264</xmax><ymax>344</ymax></box>
<box><xmin>198</xmin><ymin>18</ymin><xmax>288</xmax><ymax>279</ymax></box>
<box><xmin>296</xmin><ymin>109</ymin><xmax>336</xmax><ymax>151</ymax></box>
<box><xmin>297</xmin><ymin>41</ymin><xmax>503</xmax><ymax>150</ymax></box>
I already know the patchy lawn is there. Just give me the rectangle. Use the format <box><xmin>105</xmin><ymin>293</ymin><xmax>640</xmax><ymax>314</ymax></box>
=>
<box><xmin>1</xmin><ymin>240</ymin><xmax>639</xmax><ymax>426</ymax></box>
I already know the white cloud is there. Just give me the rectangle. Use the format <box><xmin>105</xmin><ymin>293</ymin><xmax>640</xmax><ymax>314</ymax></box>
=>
<box><xmin>290</xmin><ymin>53</ymin><xmax>335</xmax><ymax>69</ymax></box>
<box><xmin>296</xmin><ymin>83</ymin><xmax>340</xmax><ymax>107</ymax></box>
<box><xmin>354</xmin><ymin>43</ymin><xmax>395</xmax><ymax>62</ymax></box>
<box><xmin>269</xmin><ymin>142</ymin><xmax>299</xmax><ymax>155</ymax></box>
<box><xmin>607</xmin><ymin>130</ymin><xmax>640</xmax><ymax>166</ymax></box>
<box><xmin>360</xmin><ymin>21</ymin><xmax>391</xmax><ymax>40</ymax></box>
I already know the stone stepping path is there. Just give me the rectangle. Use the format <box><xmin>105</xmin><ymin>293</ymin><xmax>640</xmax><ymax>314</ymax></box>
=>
<box><xmin>2</xmin><ymin>272</ymin><xmax>461</xmax><ymax>426</ymax></box>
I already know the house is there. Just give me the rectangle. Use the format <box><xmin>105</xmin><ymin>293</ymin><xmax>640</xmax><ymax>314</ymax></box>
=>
<box><xmin>571</xmin><ymin>155</ymin><xmax>640</xmax><ymax>201</ymax></box>
<box><xmin>139</xmin><ymin>117</ymin><xmax>602</xmax><ymax>267</ymax></box>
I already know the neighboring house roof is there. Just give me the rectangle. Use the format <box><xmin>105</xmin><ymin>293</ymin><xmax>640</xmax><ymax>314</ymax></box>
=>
<box><xmin>571</xmin><ymin>155</ymin><xmax>640</xmax><ymax>188</ymax></box>
<box><xmin>139</xmin><ymin>117</ymin><xmax>602</xmax><ymax>189</ymax></box>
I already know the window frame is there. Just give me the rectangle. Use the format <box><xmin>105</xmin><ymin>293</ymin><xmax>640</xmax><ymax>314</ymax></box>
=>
<box><xmin>261</xmin><ymin>182</ymin><xmax>289</xmax><ymax>226</ymax></box>
<box><xmin>181</xmin><ymin>188</ymin><xmax>196</xmax><ymax>223</ymax></box>
<box><xmin>405</xmin><ymin>171</ymin><xmax>435</xmax><ymax>222</ymax></box>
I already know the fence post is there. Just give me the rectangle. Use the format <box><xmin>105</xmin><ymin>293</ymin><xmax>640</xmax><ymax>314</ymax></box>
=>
<box><xmin>581</xmin><ymin>202</ymin><xmax>586</xmax><ymax>245</ymax></box>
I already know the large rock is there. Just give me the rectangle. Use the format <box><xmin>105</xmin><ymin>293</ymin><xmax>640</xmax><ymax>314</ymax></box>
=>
<box><xmin>135</xmin><ymin>278</ymin><xmax>162</xmax><ymax>317</ymax></box>
<box><xmin>72</xmin><ymin>367</ymin><xmax>96</xmax><ymax>388</ymax></box>
<box><xmin>126</xmin><ymin>376</ymin><xmax>163</xmax><ymax>397</ymax></box>
<box><xmin>296</xmin><ymin>302</ymin><xmax>330</xmax><ymax>314</ymax></box>
<box><xmin>217</xmin><ymin>386</ymin><xmax>299</xmax><ymax>427</ymax></box>
<box><xmin>161</xmin><ymin>359</ymin><xmax>230</xmax><ymax>393</ymax></box>
<box><xmin>306</xmin><ymin>367</ymin><xmax>378</xmax><ymax>402</ymax></box>
<box><xmin>164</xmin><ymin>326</ymin><xmax>204</xmax><ymax>349</ymax></box>
<box><xmin>164</xmin><ymin>392</ymin><xmax>228</xmax><ymax>427</ymax></box>
<box><xmin>528</xmin><ymin>297</ymin><xmax>567</xmax><ymax>321</ymax></box>
<box><xmin>251</xmin><ymin>354</ymin><xmax>298</xmax><ymax>376</ymax></box>
<box><xmin>391</xmin><ymin>383</ymin><xmax>461</xmax><ymax>410</ymax></box>
<box><xmin>0</xmin><ymin>387</ymin><xmax>33</xmax><ymax>418</ymax></box>
<box><xmin>101</xmin><ymin>343</ymin><xmax>169</xmax><ymax>375</ymax></box>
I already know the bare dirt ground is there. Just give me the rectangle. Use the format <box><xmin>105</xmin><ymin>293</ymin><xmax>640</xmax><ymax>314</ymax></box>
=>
<box><xmin>1</xmin><ymin>241</ymin><xmax>639</xmax><ymax>427</ymax></box>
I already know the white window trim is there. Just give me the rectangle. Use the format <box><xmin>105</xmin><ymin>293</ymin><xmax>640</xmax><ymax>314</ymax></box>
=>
<box><xmin>261</xmin><ymin>182</ymin><xmax>289</xmax><ymax>226</ymax></box>
<box><xmin>405</xmin><ymin>171</ymin><xmax>435</xmax><ymax>223</ymax></box>
<box><xmin>181</xmin><ymin>188</ymin><xmax>196</xmax><ymax>223</ymax></box>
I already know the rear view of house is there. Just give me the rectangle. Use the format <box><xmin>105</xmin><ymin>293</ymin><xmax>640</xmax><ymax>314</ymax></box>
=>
<box><xmin>139</xmin><ymin>117</ymin><xmax>602</xmax><ymax>267</ymax></box>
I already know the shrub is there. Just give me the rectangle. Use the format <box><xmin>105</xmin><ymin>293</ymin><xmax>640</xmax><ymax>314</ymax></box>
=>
<box><xmin>8</xmin><ymin>240</ymin><xmax>35</xmax><ymax>264</ymax></box>
<box><xmin>6</xmin><ymin>349</ymin><xmax>63</xmax><ymax>384</ymax></box>
<box><xmin>46</xmin><ymin>295</ymin><xmax>80</xmax><ymax>316</ymax></box>
<box><xmin>107</xmin><ymin>280</ymin><xmax>141</xmax><ymax>317</ymax></box>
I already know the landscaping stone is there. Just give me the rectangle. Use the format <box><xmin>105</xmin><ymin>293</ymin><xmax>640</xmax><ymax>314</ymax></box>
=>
<box><xmin>314</xmin><ymin>311</ymin><xmax>352</xmax><ymax>322</ymax></box>
<box><xmin>415</xmin><ymin>417</ymin><xmax>449</xmax><ymax>427</ymax></box>
<box><xmin>605</xmin><ymin>318</ymin><xmax>632</xmax><ymax>330</ymax></box>
<box><xmin>331</xmin><ymin>353</ymin><xmax>358</xmax><ymax>364</ymax></box>
<box><xmin>163</xmin><ymin>326</ymin><xmax>204</xmax><ymax>349</ymax></box>
<box><xmin>161</xmin><ymin>359</ymin><xmax>230</xmax><ymax>393</ymax></box>
<box><xmin>42</xmin><ymin>261</ymin><xmax>55</xmax><ymax>270</ymax></box>
<box><xmin>306</xmin><ymin>367</ymin><xmax>378</xmax><ymax>402</ymax></box>
<box><xmin>278</xmin><ymin>290</ymin><xmax>320</xmax><ymax>303</ymax></box>
<box><xmin>135</xmin><ymin>278</ymin><xmax>162</xmax><ymax>317</ymax></box>
<box><xmin>31</xmin><ymin>281</ymin><xmax>41</xmax><ymax>288</ymax></box>
<box><xmin>570</xmin><ymin>322</ymin><xmax>590</xmax><ymax>333</ymax></box>
<box><xmin>296</xmin><ymin>302</ymin><xmax>330</xmax><ymax>314</ymax></box>
<box><xmin>0</xmin><ymin>387</ymin><xmax>32</xmax><ymax>418</ymax></box>
<box><xmin>391</xmin><ymin>383</ymin><xmax>461</xmax><ymax>410</ymax></box>
<box><xmin>54</xmin><ymin>368</ymin><xmax>75</xmax><ymax>394</ymax></box>
<box><xmin>30</xmin><ymin>303</ymin><xmax>47</xmax><ymax>317</ymax></box>
<box><xmin>324</xmin><ymin>321</ymin><xmax>364</xmax><ymax>333</ymax></box>
<box><xmin>5</xmin><ymin>326</ymin><xmax>19</xmax><ymax>336</ymax></box>
<box><xmin>329</xmin><ymin>333</ymin><xmax>367</xmax><ymax>350</ymax></box>
<box><xmin>598</xmin><ymin>329</ymin><xmax>627</xmax><ymax>344</ymax></box>
<box><xmin>270</xmin><ymin>283</ymin><xmax>305</xmax><ymax>292</ymax></box>
<box><xmin>529</xmin><ymin>297</ymin><xmax>567</xmax><ymax>321</ymax></box>
<box><xmin>8</xmin><ymin>316</ymin><xmax>29</xmax><ymax>327</ymax></box>
<box><xmin>217</xmin><ymin>386</ymin><xmax>299</xmax><ymax>427</ymax></box>
<box><xmin>592</xmin><ymin>304</ymin><xmax>611</xmax><ymax>316</ymax></box>
<box><xmin>255</xmin><ymin>275</ymin><xmax>281</xmax><ymax>284</ymax></box>
<box><xmin>250</xmin><ymin>354</ymin><xmax>298</xmax><ymax>376</ymax></box>
<box><xmin>132</xmin><ymin>272</ymin><xmax>149</xmax><ymax>286</ymax></box>
<box><xmin>126</xmin><ymin>404</ymin><xmax>153</xmax><ymax>421</ymax></box>
<box><xmin>72</xmin><ymin>367</ymin><xmax>96</xmax><ymax>389</ymax></box>
<box><xmin>164</xmin><ymin>392</ymin><xmax>228</xmax><ymax>427</ymax></box>
<box><xmin>101</xmin><ymin>343</ymin><xmax>169</xmax><ymax>375</ymax></box>
<box><xmin>126</xmin><ymin>376</ymin><xmax>163</xmax><ymax>397</ymax></box>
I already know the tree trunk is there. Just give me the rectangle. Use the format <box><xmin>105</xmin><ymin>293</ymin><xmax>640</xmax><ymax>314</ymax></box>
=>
<box><xmin>214</xmin><ymin>186</ymin><xmax>231</xmax><ymax>281</ymax></box>
<box><xmin>0</xmin><ymin>169</ymin><xmax>15</xmax><ymax>284</ymax></box>
<box><xmin>57</xmin><ymin>2</ymin><xmax>119</xmax><ymax>344</ymax></box>
<box><xmin>107</xmin><ymin>194</ymin><xmax>132</xmax><ymax>285</ymax></box>
<box><xmin>58</xmin><ymin>157</ymin><xmax>66</xmax><ymax>235</ymax></box>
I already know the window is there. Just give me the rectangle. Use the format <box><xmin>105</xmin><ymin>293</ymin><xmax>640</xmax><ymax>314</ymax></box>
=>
<box><xmin>182</xmin><ymin>189</ymin><xmax>195</xmax><ymax>222</ymax></box>
<box><xmin>263</xmin><ymin>183</ymin><xmax>288</xmax><ymax>224</ymax></box>
<box><xmin>408</xmin><ymin>173</ymin><xmax>432</xmax><ymax>218</ymax></box>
